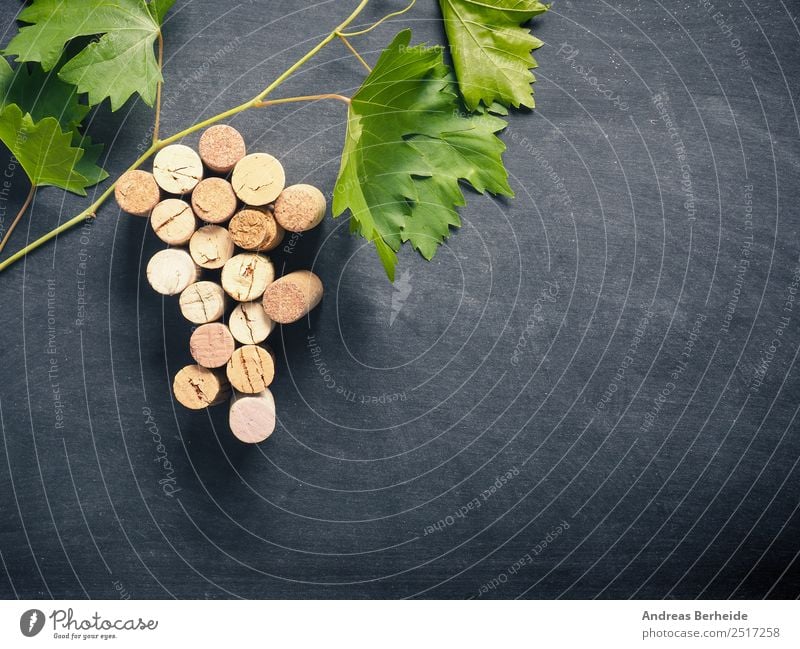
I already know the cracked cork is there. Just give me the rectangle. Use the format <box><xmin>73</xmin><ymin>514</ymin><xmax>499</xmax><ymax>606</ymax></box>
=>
<box><xmin>153</xmin><ymin>144</ymin><xmax>204</xmax><ymax>194</ymax></box>
<box><xmin>231</xmin><ymin>153</ymin><xmax>285</xmax><ymax>206</ymax></box>
<box><xmin>229</xmin><ymin>301</ymin><xmax>275</xmax><ymax>345</ymax></box>
<box><xmin>189</xmin><ymin>225</ymin><xmax>234</xmax><ymax>270</ymax></box>
<box><xmin>150</xmin><ymin>199</ymin><xmax>196</xmax><ymax>245</ymax></box>
<box><xmin>226</xmin><ymin>345</ymin><xmax>275</xmax><ymax>394</ymax></box>
<box><xmin>173</xmin><ymin>365</ymin><xmax>230</xmax><ymax>410</ymax></box>
<box><xmin>179</xmin><ymin>281</ymin><xmax>226</xmax><ymax>324</ymax></box>
<box><xmin>221</xmin><ymin>253</ymin><xmax>275</xmax><ymax>302</ymax></box>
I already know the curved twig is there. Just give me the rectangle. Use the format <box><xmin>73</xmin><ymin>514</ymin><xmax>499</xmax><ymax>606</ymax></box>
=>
<box><xmin>339</xmin><ymin>0</ymin><xmax>416</xmax><ymax>37</ymax></box>
<box><xmin>0</xmin><ymin>184</ymin><xmax>36</xmax><ymax>255</ymax></box>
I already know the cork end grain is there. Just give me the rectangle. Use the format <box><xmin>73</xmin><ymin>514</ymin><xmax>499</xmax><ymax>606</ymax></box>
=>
<box><xmin>115</xmin><ymin>170</ymin><xmax>160</xmax><ymax>217</ymax></box>
<box><xmin>189</xmin><ymin>225</ymin><xmax>234</xmax><ymax>270</ymax></box>
<box><xmin>199</xmin><ymin>125</ymin><xmax>247</xmax><ymax>173</ymax></box>
<box><xmin>173</xmin><ymin>365</ymin><xmax>230</xmax><ymax>410</ymax></box>
<box><xmin>221</xmin><ymin>253</ymin><xmax>275</xmax><ymax>302</ymax></box>
<box><xmin>229</xmin><ymin>301</ymin><xmax>275</xmax><ymax>345</ymax></box>
<box><xmin>146</xmin><ymin>249</ymin><xmax>200</xmax><ymax>296</ymax></box>
<box><xmin>153</xmin><ymin>144</ymin><xmax>203</xmax><ymax>194</ymax></box>
<box><xmin>229</xmin><ymin>390</ymin><xmax>276</xmax><ymax>444</ymax></box>
<box><xmin>191</xmin><ymin>177</ymin><xmax>238</xmax><ymax>224</ymax></box>
<box><xmin>190</xmin><ymin>323</ymin><xmax>236</xmax><ymax>369</ymax></box>
<box><xmin>226</xmin><ymin>344</ymin><xmax>275</xmax><ymax>394</ymax></box>
<box><xmin>231</xmin><ymin>153</ymin><xmax>285</xmax><ymax>206</ymax></box>
<box><xmin>262</xmin><ymin>270</ymin><xmax>323</xmax><ymax>324</ymax></box>
<box><xmin>151</xmin><ymin>199</ymin><xmax>196</xmax><ymax>245</ymax></box>
<box><xmin>179</xmin><ymin>281</ymin><xmax>226</xmax><ymax>324</ymax></box>
<box><xmin>273</xmin><ymin>184</ymin><xmax>327</xmax><ymax>232</ymax></box>
<box><xmin>229</xmin><ymin>206</ymin><xmax>284</xmax><ymax>251</ymax></box>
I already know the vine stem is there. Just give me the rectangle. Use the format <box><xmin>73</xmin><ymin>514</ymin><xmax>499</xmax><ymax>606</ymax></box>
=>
<box><xmin>153</xmin><ymin>31</ymin><xmax>165</xmax><ymax>145</ymax></box>
<box><xmin>0</xmin><ymin>184</ymin><xmax>37</xmax><ymax>255</ymax></box>
<box><xmin>0</xmin><ymin>0</ymin><xmax>371</xmax><ymax>274</ymax></box>
<box><xmin>337</xmin><ymin>33</ymin><xmax>372</xmax><ymax>72</ymax></box>
<box><xmin>254</xmin><ymin>93</ymin><xmax>351</xmax><ymax>108</ymax></box>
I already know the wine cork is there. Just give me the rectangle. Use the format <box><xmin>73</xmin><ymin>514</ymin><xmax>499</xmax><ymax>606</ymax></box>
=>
<box><xmin>229</xmin><ymin>390</ymin><xmax>276</xmax><ymax>444</ymax></box>
<box><xmin>114</xmin><ymin>170</ymin><xmax>160</xmax><ymax>216</ymax></box>
<box><xmin>262</xmin><ymin>270</ymin><xmax>323</xmax><ymax>324</ymax></box>
<box><xmin>179</xmin><ymin>281</ymin><xmax>226</xmax><ymax>324</ymax></box>
<box><xmin>191</xmin><ymin>177</ymin><xmax>238</xmax><ymax>224</ymax></box>
<box><xmin>173</xmin><ymin>365</ymin><xmax>230</xmax><ymax>410</ymax></box>
<box><xmin>153</xmin><ymin>144</ymin><xmax>203</xmax><ymax>194</ymax></box>
<box><xmin>189</xmin><ymin>225</ymin><xmax>234</xmax><ymax>270</ymax></box>
<box><xmin>231</xmin><ymin>153</ymin><xmax>285</xmax><ymax>206</ymax></box>
<box><xmin>229</xmin><ymin>301</ymin><xmax>275</xmax><ymax>345</ymax></box>
<box><xmin>150</xmin><ymin>199</ymin><xmax>196</xmax><ymax>245</ymax></box>
<box><xmin>273</xmin><ymin>184</ymin><xmax>327</xmax><ymax>232</ymax></box>
<box><xmin>189</xmin><ymin>323</ymin><xmax>236</xmax><ymax>368</ymax></box>
<box><xmin>228</xmin><ymin>206</ymin><xmax>284</xmax><ymax>251</ymax></box>
<box><xmin>198</xmin><ymin>125</ymin><xmax>246</xmax><ymax>174</ymax></box>
<box><xmin>146</xmin><ymin>249</ymin><xmax>200</xmax><ymax>296</ymax></box>
<box><xmin>226</xmin><ymin>344</ymin><xmax>275</xmax><ymax>394</ymax></box>
<box><xmin>221</xmin><ymin>253</ymin><xmax>275</xmax><ymax>302</ymax></box>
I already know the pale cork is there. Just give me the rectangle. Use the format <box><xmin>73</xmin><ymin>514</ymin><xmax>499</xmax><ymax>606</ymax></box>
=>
<box><xmin>231</xmin><ymin>153</ymin><xmax>285</xmax><ymax>206</ymax></box>
<box><xmin>221</xmin><ymin>253</ymin><xmax>275</xmax><ymax>302</ymax></box>
<box><xmin>146</xmin><ymin>249</ymin><xmax>200</xmax><ymax>296</ymax></box>
<box><xmin>229</xmin><ymin>301</ymin><xmax>275</xmax><ymax>345</ymax></box>
<box><xmin>189</xmin><ymin>225</ymin><xmax>234</xmax><ymax>270</ymax></box>
<box><xmin>150</xmin><ymin>199</ymin><xmax>196</xmax><ymax>245</ymax></box>
<box><xmin>153</xmin><ymin>144</ymin><xmax>203</xmax><ymax>194</ymax></box>
<box><xmin>179</xmin><ymin>281</ymin><xmax>226</xmax><ymax>324</ymax></box>
<box><xmin>229</xmin><ymin>390</ymin><xmax>276</xmax><ymax>444</ymax></box>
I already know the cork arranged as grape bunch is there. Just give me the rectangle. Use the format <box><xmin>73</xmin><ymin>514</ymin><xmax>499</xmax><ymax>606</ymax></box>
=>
<box><xmin>114</xmin><ymin>125</ymin><xmax>325</xmax><ymax>444</ymax></box>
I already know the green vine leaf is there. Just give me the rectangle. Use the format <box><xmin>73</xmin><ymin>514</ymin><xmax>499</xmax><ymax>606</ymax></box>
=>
<box><xmin>0</xmin><ymin>58</ymin><xmax>89</xmax><ymax>131</ymax></box>
<box><xmin>333</xmin><ymin>29</ymin><xmax>513</xmax><ymax>281</ymax></box>
<box><xmin>439</xmin><ymin>0</ymin><xmax>548</xmax><ymax>111</ymax></box>
<box><xmin>148</xmin><ymin>0</ymin><xmax>177</xmax><ymax>24</ymax></box>
<box><xmin>4</xmin><ymin>0</ymin><xmax>173</xmax><ymax>111</ymax></box>
<box><xmin>0</xmin><ymin>104</ymin><xmax>104</xmax><ymax>195</ymax></box>
<box><xmin>72</xmin><ymin>134</ymin><xmax>110</xmax><ymax>188</ymax></box>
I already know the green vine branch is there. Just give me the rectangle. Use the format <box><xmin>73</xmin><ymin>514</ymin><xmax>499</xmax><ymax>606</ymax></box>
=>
<box><xmin>0</xmin><ymin>0</ymin><xmax>375</xmax><ymax>274</ymax></box>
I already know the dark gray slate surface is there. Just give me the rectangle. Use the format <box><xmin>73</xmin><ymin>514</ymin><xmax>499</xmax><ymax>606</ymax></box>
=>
<box><xmin>0</xmin><ymin>0</ymin><xmax>798</xmax><ymax>599</ymax></box>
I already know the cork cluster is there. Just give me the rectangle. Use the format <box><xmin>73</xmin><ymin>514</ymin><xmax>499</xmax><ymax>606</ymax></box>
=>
<box><xmin>116</xmin><ymin>125</ymin><xmax>325</xmax><ymax>444</ymax></box>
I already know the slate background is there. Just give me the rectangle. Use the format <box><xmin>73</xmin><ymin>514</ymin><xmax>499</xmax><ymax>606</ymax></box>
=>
<box><xmin>0</xmin><ymin>0</ymin><xmax>798</xmax><ymax>599</ymax></box>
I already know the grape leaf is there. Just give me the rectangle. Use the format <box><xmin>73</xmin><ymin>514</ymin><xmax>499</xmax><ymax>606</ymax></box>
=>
<box><xmin>148</xmin><ymin>0</ymin><xmax>176</xmax><ymax>24</ymax></box>
<box><xmin>439</xmin><ymin>0</ymin><xmax>548</xmax><ymax>111</ymax></box>
<box><xmin>0</xmin><ymin>104</ymin><xmax>103</xmax><ymax>195</ymax></box>
<box><xmin>333</xmin><ymin>30</ymin><xmax>512</xmax><ymax>281</ymax></box>
<box><xmin>72</xmin><ymin>133</ymin><xmax>110</xmax><ymax>188</ymax></box>
<box><xmin>0</xmin><ymin>57</ymin><xmax>89</xmax><ymax>131</ymax></box>
<box><xmin>4</xmin><ymin>0</ymin><xmax>173</xmax><ymax>111</ymax></box>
